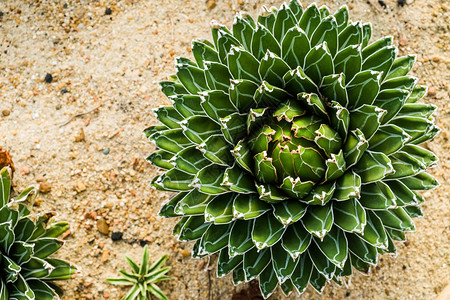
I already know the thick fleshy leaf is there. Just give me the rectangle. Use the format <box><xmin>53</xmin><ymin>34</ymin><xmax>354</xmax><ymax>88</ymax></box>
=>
<box><xmin>222</xmin><ymin>165</ymin><xmax>255</xmax><ymax>194</ymax></box>
<box><xmin>154</xmin><ymin>106</ymin><xmax>183</xmax><ymax>129</ymax></box>
<box><xmin>205</xmin><ymin>193</ymin><xmax>235</xmax><ymax>224</ymax></box>
<box><xmin>314</xmin><ymin>226</ymin><xmax>348</xmax><ymax>269</ymax></box>
<box><xmin>181</xmin><ymin>115</ymin><xmax>221</xmax><ymax>144</ymax></box>
<box><xmin>200</xmin><ymin>90</ymin><xmax>237</xmax><ymax>122</ymax></box>
<box><xmin>405</xmin><ymin>85</ymin><xmax>427</xmax><ymax>104</ymax></box>
<box><xmin>368</xmin><ymin>124</ymin><xmax>410</xmax><ymax>155</ymax></box>
<box><xmin>198</xmin><ymin>223</ymin><xmax>233</xmax><ymax>255</ymax></box>
<box><xmin>243</xmin><ymin>247</ymin><xmax>271</xmax><ymax>281</ymax></box>
<box><xmin>343</xmin><ymin>129</ymin><xmax>368</xmax><ymax>168</ymax></box>
<box><xmin>386</xmin><ymin>54</ymin><xmax>416</xmax><ymax>80</ymax></box>
<box><xmin>229</xmin><ymin>79</ymin><xmax>259</xmax><ymax>113</ymax></box>
<box><xmin>217</xmin><ymin>248</ymin><xmax>243</xmax><ymax>277</ymax></box>
<box><xmin>233</xmin><ymin>194</ymin><xmax>271</xmax><ymax>220</ymax></box>
<box><xmin>311</xmin><ymin>15</ymin><xmax>338</xmax><ymax>56</ymax></box>
<box><xmin>320</xmin><ymin>73</ymin><xmax>348</xmax><ymax>107</ymax></box>
<box><xmin>257</xmin><ymin>6</ymin><xmax>277</xmax><ymax>32</ymax></box>
<box><xmin>192</xmin><ymin>165</ymin><xmax>229</xmax><ymax>195</ymax></box>
<box><xmin>179</xmin><ymin>215</ymin><xmax>211</xmax><ymax>241</ymax></box>
<box><xmin>204</xmin><ymin>61</ymin><xmax>232</xmax><ymax>92</ymax></box>
<box><xmin>329</xmin><ymin>101</ymin><xmax>349</xmax><ymax>141</ymax></box>
<box><xmin>229</xmin><ymin>219</ymin><xmax>254</xmax><ymax>256</ymax></box>
<box><xmin>324</xmin><ymin>150</ymin><xmax>346</xmax><ymax>181</ymax></box>
<box><xmin>192</xmin><ymin>39</ymin><xmax>220</xmax><ymax>68</ymax></box>
<box><xmin>159</xmin><ymin>81</ymin><xmax>188</xmax><ymax>97</ymax></box>
<box><xmin>281</xmin><ymin>222</ymin><xmax>311</xmax><ymax>259</ymax></box>
<box><xmin>362</xmin><ymin>36</ymin><xmax>392</xmax><ymax>60</ymax></box>
<box><xmin>273</xmin><ymin>3</ymin><xmax>297</xmax><ymax>41</ymax></box>
<box><xmin>303</xmin><ymin>182</ymin><xmax>336</xmax><ymax>206</ymax></box>
<box><xmin>150</xmin><ymin>129</ymin><xmax>193</xmax><ymax>154</ymax></box>
<box><xmin>232</xmin><ymin>140</ymin><xmax>253</xmax><ymax>174</ymax></box>
<box><xmin>386</xmin><ymin>180</ymin><xmax>422</xmax><ymax>206</ymax></box>
<box><xmin>349</xmin><ymin>104</ymin><xmax>386</xmax><ymax>140</ymax></box>
<box><xmin>173</xmin><ymin>147</ymin><xmax>210</xmax><ymax>174</ymax></box>
<box><xmin>353</xmin><ymin>151</ymin><xmax>394</xmax><ymax>183</ymax></box>
<box><xmin>280</xmin><ymin>177</ymin><xmax>314</xmax><ymax>199</ymax></box>
<box><xmin>308</xmin><ymin>242</ymin><xmax>336</xmax><ymax>280</ymax></box>
<box><xmin>258</xmin><ymin>263</ymin><xmax>278</xmax><ymax>299</ymax></box>
<box><xmin>252</xmin><ymin>24</ymin><xmax>281</xmax><ymax>60</ymax></box>
<box><xmin>346</xmin><ymin>70</ymin><xmax>382</xmax><ymax>109</ymax></box>
<box><xmin>375</xmin><ymin>208</ymin><xmax>415</xmax><ymax>231</ymax></box>
<box><xmin>389</xmin><ymin>116</ymin><xmax>435</xmax><ymax>143</ymax></box>
<box><xmin>298</xmin><ymin>3</ymin><xmax>321</xmax><ymax>36</ymax></box>
<box><xmin>346</xmin><ymin>234</ymin><xmax>378</xmax><ymax>265</ymax></box>
<box><xmin>147</xmin><ymin>150</ymin><xmax>174</xmax><ymax>170</ymax></box>
<box><xmin>198</xmin><ymin>134</ymin><xmax>233</xmax><ymax>165</ymax></box>
<box><xmin>174</xmin><ymin>189</ymin><xmax>213</xmax><ymax>216</ymax></box>
<box><xmin>397</xmin><ymin>103</ymin><xmax>437</xmax><ymax>119</ymax></box>
<box><xmin>227</xmin><ymin>46</ymin><xmax>260</xmax><ymax>83</ymax></box>
<box><xmin>252</xmin><ymin>213</ymin><xmax>286</xmax><ymax>250</ymax></box>
<box><xmin>362</xmin><ymin>46</ymin><xmax>396</xmax><ymax>81</ymax></box>
<box><xmin>171</xmin><ymin>94</ymin><xmax>205</xmax><ymax>118</ymax></box>
<box><xmin>387</xmin><ymin>151</ymin><xmax>426</xmax><ymax>179</ymax></box>
<box><xmin>334</xmin><ymin>44</ymin><xmax>362</xmax><ymax>81</ymax></box>
<box><xmin>334</xmin><ymin>5</ymin><xmax>349</xmax><ymax>32</ymax></box>
<box><xmin>220</xmin><ymin>112</ymin><xmax>247</xmax><ymax>145</ymax></box>
<box><xmin>315</xmin><ymin>124</ymin><xmax>342</xmax><ymax>157</ymax></box>
<box><xmin>232</xmin><ymin>13</ymin><xmax>255</xmax><ymax>52</ymax></box>
<box><xmin>303</xmin><ymin>42</ymin><xmax>334</xmax><ymax>83</ymax></box>
<box><xmin>259</xmin><ymin>51</ymin><xmax>290</xmax><ymax>87</ymax></box>
<box><xmin>291</xmin><ymin>254</ymin><xmax>313</xmax><ymax>294</ymax></box>
<box><xmin>359</xmin><ymin>181</ymin><xmax>396</xmax><ymax>210</ymax></box>
<box><xmin>358</xmin><ymin>211</ymin><xmax>388</xmax><ymax>249</ymax></box>
<box><xmin>381</xmin><ymin>75</ymin><xmax>417</xmax><ymax>93</ymax></box>
<box><xmin>281</xmin><ymin>26</ymin><xmax>310</xmax><ymax>69</ymax></box>
<box><xmin>152</xmin><ymin>168</ymin><xmax>194</xmax><ymax>191</ymax></box>
<box><xmin>338</xmin><ymin>21</ymin><xmax>363</xmax><ymax>50</ymax></box>
<box><xmin>297</xmin><ymin>92</ymin><xmax>328</xmax><ymax>121</ymax></box>
<box><xmin>272</xmin><ymin>200</ymin><xmax>307</xmax><ymax>226</ymax></box>
<box><xmin>373</xmin><ymin>89</ymin><xmax>410</xmax><ymax>124</ymax></box>
<box><xmin>271</xmin><ymin>243</ymin><xmax>297</xmax><ymax>283</ymax></box>
<box><xmin>215</xmin><ymin>28</ymin><xmax>241</xmax><ymax>63</ymax></box>
<box><xmin>282</xmin><ymin>67</ymin><xmax>318</xmax><ymax>95</ymax></box>
<box><xmin>332</xmin><ymin>171</ymin><xmax>361</xmax><ymax>202</ymax></box>
<box><xmin>176</xmin><ymin>64</ymin><xmax>208</xmax><ymax>94</ymax></box>
<box><xmin>333</xmin><ymin>199</ymin><xmax>366</xmax><ymax>233</ymax></box>
<box><xmin>254</xmin><ymin>81</ymin><xmax>291</xmax><ymax>106</ymax></box>
<box><xmin>301</xmin><ymin>202</ymin><xmax>333</xmax><ymax>239</ymax></box>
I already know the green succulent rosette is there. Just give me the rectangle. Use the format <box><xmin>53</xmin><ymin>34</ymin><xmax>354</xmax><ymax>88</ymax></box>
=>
<box><xmin>145</xmin><ymin>1</ymin><xmax>439</xmax><ymax>297</ymax></box>
<box><xmin>0</xmin><ymin>168</ymin><xmax>75</xmax><ymax>299</ymax></box>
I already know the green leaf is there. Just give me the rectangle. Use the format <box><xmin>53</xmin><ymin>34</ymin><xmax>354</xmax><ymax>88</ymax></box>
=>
<box><xmin>217</xmin><ymin>248</ymin><xmax>243</xmax><ymax>277</ymax></box>
<box><xmin>272</xmin><ymin>200</ymin><xmax>307</xmax><ymax>226</ymax></box>
<box><xmin>215</xmin><ymin>28</ymin><xmax>241</xmax><ymax>63</ymax></box>
<box><xmin>298</xmin><ymin>3</ymin><xmax>321</xmax><ymax>36</ymax></box>
<box><xmin>0</xmin><ymin>168</ymin><xmax>12</xmax><ymax>207</ymax></box>
<box><xmin>173</xmin><ymin>147</ymin><xmax>210</xmax><ymax>175</ymax></box>
<box><xmin>405</xmin><ymin>85</ymin><xmax>427</xmax><ymax>104</ymax></box>
<box><xmin>281</xmin><ymin>222</ymin><xmax>311</xmax><ymax>259</ymax></box>
<box><xmin>308</xmin><ymin>242</ymin><xmax>336</xmax><ymax>280</ymax></box>
<box><xmin>386</xmin><ymin>54</ymin><xmax>416</xmax><ymax>80</ymax></box>
<box><xmin>338</xmin><ymin>21</ymin><xmax>363</xmax><ymax>50</ymax></box>
<box><xmin>362</xmin><ymin>46</ymin><xmax>396</xmax><ymax>81</ymax></box>
<box><xmin>368</xmin><ymin>124</ymin><xmax>410</xmax><ymax>155</ymax></box>
<box><xmin>9</xmin><ymin>274</ymin><xmax>35</xmax><ymax>299</ymax></box>
<box><xmin>200</xmin><ymin>90</ymin><xmax>237</xmax><ymax>122</ymax></box>
<box><xmin>397</xmin><ymin>103</ymin><xmax>437</xmax><ymax>119</ymax></box>
<box><xmin>198</xmin><ymin>223</ymin><xmax>233</xmax><ymax>255</ymax></box>
<box><xmin>381</xmin><ymin>75</ymin><xmax>417</xmax><ymax>93</ymax></box>
<box><xmin>329</xmin><ymin>101</ymin><xmax>349</xmax><ymax>141</ymax></box>
<box><xmin>349</xmin><ymin>104</ymin><xmax>386</xmax><ymax>140</ymax></box>
<box><xmin>343</xmin><ymin>129</ymin><xmax>368</xmax><ymax>168</ymax></box>
<box><xmin>192</xmin><ymin>164</ymin><xmax>229</xmax><ymax>195</ymax></box>
<box><xmin>232</xmin><ymin>14</ymin><xmax>255</xmax><ymax>52</ymax></box>
<box><xmin>314</xmin><ymin>226</ymin><xmax>348</xmax><ymax>269</ymax></box>
<box><xmin>273</xmin><ymin>3</ymin><xmax>297</xmax><ymax>41</ymax></box>
<box><xmin>173</xmin><ymin>189</ymin><xmax>213</xmax><ymax>216</ymax></box>
<box><xmin>271</xmin><ymin>242</ymin><xmax>297</xmax><ymax>283</ymax></box>
<box><xmin>257</xmin><ymin>6</ymin><xmax>277</xmax><ymax>32</ymax></box>
<box><xmin>222</xmin><ymin>165</ymin><xmax>255</xmax><ymax>194</ymax></box>
<box><xmin>220</xmin><ymin>112</ymin><xmax>247</xmax><ymax>145</ymax></box>
<box><xmin>154</xmin><ymin>106</ymin><xmax>183</xmax><ymax>129</ymax></box>
<box><xmin>179</xmin><ymin>216</ymin><xmax>211</xmax><ymax>241</ymax></box>
<box><xmin>229</xmin><ymin>219</ymin><xmax>254</xmax><ymax>257</ymax></box>
<box><xmin>303</xmin><ymin>182</ymin><xmax>336</xmax><ymax>206</ymax></box>
<box><xmin>349</xmin><ymin>252</ymin><xmax>370</xmax><ymax>274</ymax></box>
<box><xmin>229</xmin><ymin>79</ymin><xmax>258</xmax><ymax>112</ymax></box>
<box><xmin>291</xmin><ymin>254</ymin><xmax>313</xmax><ymax>294</ymax></box>
<box><xmin>288</xmin><ymin>0</ymin><xmax>303</xmax><ymax>21</ymax></box>
<box><xmin>171</xmin><ymin>94</ymin><xmax>205</xmax><ymax>118</ymax></box>
<box><xmin>254</xmin><ymin>81</ymin><xmax>291</xmax><ymax>106</ymax></box>
<box><xmin>386</xmin><ymin>180</ymin><xmax>422</xmax><ymax>206</ymax></box>
<box><xmin>198</xmin><ymin>134</ymin><xmax>233</xmax><ymax>166</ymax></box>
<box><xmin>389</xmin><ymin>116</ymin><xmax>434</xmax><ymax>143</ymax></box>
<box><xmin>204</xmin><ymin>61</ymin><xmax>232</xmax><ymax>92</ymax></box>
<box><xmin>205</xmin><ymin>193</ymin><xmax>234</xmax><ymax>224</ymax></box>
<box><xmin>227</xmin><ymin>46</ymin><xmax>260</xmax><ymax>83</ymax></box>
<box><xmin>353</xmin><ymin>151</ymin><xmax>393</xmax><ymax>183</ymax></box>
<box><xmin>231</xmin><ymin>140</ymin><xmax>253</xmax><ymax>174</ymax></box>
<box><xmin>258</xmin><ymin>50</ymin><xmax>290</xmax><ymax>87</ymax></box>
<box><xmin>302</xmin><ymin>202</ymin><xmax>333</xmax><ymax>239</ymax></box>
<box><xmin>346</xmin><ymin>70</ymin><xmax>382</xmax><ymax>109</ymax></box>
<box><xmin>324</xmin><ymin>150</ymin><xmax>346</xmax><ymax>181</ymax></box>
<box><xmin>258</xmin><ymin>263</ymin><xmax>278</xmax><ymax>298</ymax></box>
<box><xmin>332</xmin><ymin>171</ymin><xmax>361</xmax><ymax>202</ymax></box>
<box><xmin>387</xmin><ymin>151</ymin><xmax>426</xmax><ymax>179</ymax></box>
<box><xmin>233</xmin><ymin>194</ymin><xmax>270</xmax><ymax>220</ymax></box>
<box><xmin>252</xmin><ymin>23</ymin><xmax>281</xmax><ymax>60</ymax></box>
<box><xmin>253</xmin><ymin>151</ymin><xmax>277</xmax><ymax>184</ymax></box>
<box><xmin>252</xmin><ymin>213</ymin><xmax>286</xmax><ymax>250</ymax></box>
<box><xmin>333</xmin><ymin>199</ymin><xmax>366</xmax><ymax>233</ymax></box>
<box><xmin>334</xmin><ymin>5</ymin><xmax>349</xmax><ymax>33</ymax></box>
<box><xmin>150</xmin><ymin>128</ymin><xmax>192</xmax><ymax>154</ymax></box>
<box><xmin>152</xmin><ymin>168</ymin><xmax>194</xmax><ymax>191</ymax></box>
<box><xmin>147</xmin><ymin>150</ymin><xmax>174</xmax><ymax>170</ymax></box>
<box><xmin>159</xmin><ymin>193</ymin><xmax>185</xmax><ymax>218</ymax></box>
<box><xmin>159</xmin><ymin>81</ymin><xmax>188</xmax><ymax>97</ymax></box>
<box><xmin>181</xmin><ymin>116</ymin><xmax>221</xmax><ymax>144</ymax></box>
<box><xmin>311</xmin><ymin>15</ymin><xmax>338</xmax><ymax>56</ymax></box>
<box><xmin>314</xmin><ymin>124</ymin><xmax>342</xmax><ymax>157</ymax></box>
<box><xmin>0</xmin><ymin>221</ymin><xmax>15</xmax><ymax>254</ymax></box>
<box><xmin>373</xmin><ymin>89</ymin><xmax>410</xmax><ymax>124</ymax></box>
<box><xmin>346</xmin><ymin>233</ymin><xmax>378</xmax><ymax>265</ymax></box>
<box><xmin>232</xmin><ymin>263</ymin><xmax>245</xmax><ymax>285</ymax></box>
<box><xmin>303</xmin><ymin>42</ymin><xmax>334</xmax><ymax>83</ymax></box>
<box><xmin>280</xmin><ymin>176</ymin><xmax>314</xmax><ymax>199</ymax></box>
<box><xmin>358</xmin><ymin>211</ymin><xmax>388</xmax><ymax>249</ymax></box>
<box><xmin>385</xmin><ymin>227</ymin><xmax>406</xmax><ymax>241</ymax></box>
<box><xmin>320</xmin><ymin>73</ymin><xmax>349</xmax><ymax>107</ymax></box>
<box><xmin>33</xmin><ymin>238</ymin><xmax>63</xmax><ymax>259</ymax></box>
<box><xmin>334</xmin><ymin>44</ymin><xmax>362</xmax><ymax>81</ymax></box>
<box><xmin>192</xmin><ymin>39</ymin><xmax>220</xmax><ymax>69</ymax></box>
<box><xmin>176</xmin><ymin>64</ymin><xmax>208</xmax><ymax>94</ymax></box>
<box><xmin>281</xmin><ymin>26</ymin><xmax>310</xmax><ymax>69</ymax></box>
<box><xmin>243</xmin><ymin>247</ymin><xmax>271</xmax><ymax>281</ymax></box>
<box><xmin>359</xmin><ymin>181</ymin><xmax>396</xmax><ymax>210</ymax></box>
<box><xmin>362</xmin><ymin>36</ymin><xmax>392</xmax><ymax>60</ymax></box>
<box><xmin>375</xmin><ymin>208</ymin><xmax>415</xmax><ymax>231</ymax></box>
<box><xmin>297</xmin><ymin>92</ymin><xmax>328</xmax><ymax>121</ymax></box>
<box><xmin>362</xmin><ymin>23</ymin><xmax>372</xmax><ymax>48</ymax></box>
<box><xmin>282</xmin><ymin>67</ymin><xmax>318</xmax><ymax>96</ymax></box>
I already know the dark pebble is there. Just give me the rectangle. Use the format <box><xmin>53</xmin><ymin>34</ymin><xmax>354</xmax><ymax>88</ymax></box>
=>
<box><xmin>105</xmin><ymin>8</ymin><xmax>112</xmax><ymax>15</ymax></box>
<box><xmin>44</xmin><ymin>73</ymin><xmax>53</xmax><ymax>83</ymax></box>
<box><xmin>378</xmin><ymin>0</ymin><xmax>387</xmax><ymax>8</ymax></box>
<box><xmin>345</xmin><ymin>291</ymin><xmax>351</xmax><ymax>297</ymax></box>
<box><xmin>103</xmin><ymin>148</ymin><xmax>110</xmax><ymax>155</ymax></box>
<box><xmin>398</xmin><ymin>0</ymin><xmax>406</xmax><ymax>6</ymax></box>
<box><xmin>402</xmin><ymin>265</ymin><xmax>407</xmax><ymax>270</ymax></box>
<box><xmin>139</xmin><ymin>239</ymin><xmax>150</xmax><ymax>247</ymax></box>
<box><xmin>63</xmin><ymin>3</ymin><xmax>68</xmax><ymax>9</ymax></box>
<box><xmin>111</xmin><ymin>232</ymin><xmax>123</xmax><ymax>241</ymax></box>
<box><xmin>61</xmin><ymin>87</ymin><xmax>68</xmax><ymax>94</ymax></box>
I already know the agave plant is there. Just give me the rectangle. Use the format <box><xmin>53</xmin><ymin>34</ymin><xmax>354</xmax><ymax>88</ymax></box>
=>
<box><xmin>145</xmin><ymin>1</ymin><xmax>439</xmax><ymax>298</ymax></box>
<box><xmin>107</xmin><ymin>246</ymin><xmax>171</xmax><ymax>300</ymax></box>
<box><xmin>0</xmin><ymin>167</ymin><xmax>75</xmax><ymax>299</ymax></box>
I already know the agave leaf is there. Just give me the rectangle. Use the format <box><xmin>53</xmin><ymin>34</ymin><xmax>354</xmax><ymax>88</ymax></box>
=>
<box><xmin>192</xmin><ymin>164</ymin><xmax>229</xmax><ymax>195</ymax></box>
<box><xmin>227</xmin><ymin>46</ymin><xmax>260</xmax><ymax>83</ymax></box>
<box><xmin>256</xmin><ymin>183</ymin><xmax>289</xmax><ymax>204</ymax></box>
<box><xmin>362</xmin><ymin>46</ymin><xmax>396</xmax><ymax>81</ymax></box>
<box><xmin>338</xmin><ymin>21</ymin><xmax>363</xmax><ymax>50</ymax></box>
<box><xmin>349</xmin><ymin>252</ymin><xmax>370</xmax><ymax>274</ymax></box>
<box><xmin>346</xmin><ymin>234</ymin><xmax>378</xmax><ymax>265</ymax></box>
<box><xmin>349</xmin><ymin>104</ymin><xmax>386</xmax><ymax>140</ymax></box>
<box><xmin>357</xmin><ymin>211</ymin><xmax>388</xmax><ymax>249</ymax></box>
<box><xmin>229</xmin><ymin>79</ymin><xmax>259</xmax><ymax>112</ymax></box>
<box><xmin>205</xmin><ymin>193</ymin><xmax>235</xmax><ymax>224</ymax></box>
<box><xmin>220</xmin><ymin>112</ymin><xmax>247</xmax><ymax>145</ymax></box>
<box><xmin>333</xmin><ymin>5</ymin><xmax>349</xmax><ymax>32</ymax></box>
<box><xmin>381</xmin><ymin>75</ymin><xmax>417</xmax><ymax>93</ymax></box>
<box><xmin>9</xmin><ymin>274</ymin><xmax>35</xmax><ymax>299</ymax></box>
<box><xmin>257</xmin><ymin>6</ymin><xmax>277</xmax><ymax>32</ymax></box>
<box><xmin>334</xmin><ymin>45</ymin><xmax>362</xmax><ymax>82</ymax></box>
<box><xmin>147</xmin><ymin>150</ymin><xmax>174</xmax><ymax>170</ymax></box>
<box><xmin>217</xmin><ymin>248</ymin><xmax>243</xmax><ymax>277</ymax></box>
<box><xmin>271</xmin><ymin>242</ymin><xmax>297</xmax><ymax>284</ymax></box>
<box><xmin>191</xmin><ymin>39</ymin><xmax>220</xmax><ymax>69</ymax></box>
<box><xmin>200</xmin><ymin>90</ymin><xmax>238</xmax><ymax>122</ymax></box>
<box><xmin>259</xmin><ymin>50</ymin><xmax>290</xmax><ymax>87</ymax></box>
<box><xmin>243</xmin><ymin>247</ymin><xmax>271</xmax><ymax>281</ymax></box>
<box><xmin>0</xmin><ymin>168</ymin><xmax>12</xmax><ymax>207</ymax></box>
<box><xmin>254</xmin><ymin>81</ymin><xmax>291</xmax><ymax>106</ymax></box>
<box><xmin>179</xmin><ymin>215</ymin><xmax>211</xmax><ymax>241</ymax></box>
<box><xmin>0</xmin><ymin>221</ymin><xmax>15</xmax><ymax>254</ymax></box>
<box><xmin>215</xmin><ymin>28</ymin><xmax>241</xmax><ymax>63</ymax></box>
<box><xmin>332</xmin><ymin>171</ymin><xmax>361</xmax><ymax>202</ymax></box>
<box><xmin>405</xmin><ymin>85</ymin><xmax>427</xmax><ymax>104</ymax></box>
<box><xmin>222</xmin><ymin>165</ymin><xmax>256</xmax><ymax>194</ymax></box>
<box><xmin>308</xmin><ymin>242</ymin><xmax>336</xmax><ymax>280</ymax></box>
<box><xmin>291</xmin><ymin>254</ymin><xmax>313</xmax><ymax>294</ymax></box>
<box><xmin>303</xmin><ymin>182</ymin><xmax>336</xmax><ymax>206</ymax></box>
<box><xmin>328</xmin><ymin>101</ymin><xmax>349</xmax><ymax>141</ymax></box>
<box><xmin>298</xmin><ymin>3</ymin><xmax>321</xmax><ymax>36</ymax></box>
<box><xmin>386</xmin><ymin>54</ymin><xmax>416</xmax><ymax>80</ymax></box>
<box><xmin>154</xmin><ymin>106</ymin><xmax>183</xmax><ymax>129</ymax></box>
<box><xmin>258</xmin><ymin>262</ymin><xmax>278</xmax><ymax>298</ymax></box>
<box><xmin>313</xmin><ymin>226</ymin><xmax>348</xmax><ymax>269</ymax></box>
<box><xmin>272</xmin><ymin>200</ymin><xmax>307</xmax><ymax>226</ymax></box>
<box><xmin>231</xmin><ymin>140</ymin><xmax>253</xmax><ymax>174</ymax></box>
<box><xmin>387</xmin><ymin>151</ymin><xmax>426</xmax><ymax>179</ymax></box>
<box><xmin>233</xmin><ymin>194</ymin><xmax>270</xmax><ymax>220</ymax></box>
<box><xmin>374</xmin><ymin>208</ymin><xmax>415</xmax><ymax>232</ymax></box>
<box><xmin>359</xmin><ymin>181</ymin><xmax>396</xmax><ymax>210</ymax></box>
<box><xmin>282</xmin><ymin>67</ymin><xmax>318</xmax><ymax>95</ymax></box>
<box><xmin>31</xmin><ymin>238</ymin><xmax>62</xmax><ymax>260</ymax></box>
<box><xmin>252</xmin><ymin>213</ymin><xmax>286</xmax><ymax>250</ymax></box>
<box><xmin>159</xmin><ymin>193</ymin><xmax>185</xmax><ymax>218</ymax></box>
<box><xmin>229</xmin><ymin>219</ymin><xmax>254</xmax><ymax>257</ymax></box>
<box><xmin>173</xmin><ymin>147</ymin><xmax>209</xmax><ymax>175</ymax></box>
<box><xmin>303</xmin><ymin>42</ymin><xmax>333</xmax><ymax>83</ymax></box>
<box><xmin>297</xmin><ymin>92</ymin><xmax>328</xmax><ymax>121</ymax></box>
<box><xmin>368</xmin><ymin>124</ymin><xmax>410</xmax><ymax>155</ymax></box>
<box><xmin>324</xmin><ymin>150</ymin><xmax>346</xmax><ymax>181</ymax></box>
<box><xmin>301</xmin><ymin>202</ymin><xmax>333</xmax><ymax>239</ymax></box>
<box><xmin>320</xmin><ymin>73</ymin><xmax>348</xmax><ymax>107</ymax></box>
<box><xmin>153</xmin><ymin>169</ymin><xmax>194</xmax><ymax>191</ymax></box>
<box><xmin>232</xmin><ymin>263</ymin><xmax>246</xmax><ymax>285</ymax></box>
<box><xmin>204</xmin><ymin>61</ymin><xmax>232</xmax><ymax>92</ymax></box>
<box><xmin>353</xmin><ymin>151</ymin><xmax>393</xmax><ymax>184</ymax></box>
<box><xmin>385</xmin><ymin>227</ymin><xmax>406</xmax><ymax>241</ymax></box>
<box><xmin>176</xmin><ymin>64</ymin><xmax>208</xmax><ymax>94</ymax></box>
<box><xmin>252</xmin><ymin>23</ymin><xmax>281</xmax><ymax>60</ymax></box>
<box><xmin>333</xmin><ymin>199</ymin><xmax>366</xmax><ymax>233</ymax></box>
<box><xmin>397</xmin><ymin>103</ymin><xmax>437</xmax><ymax>119</ymax></box>
<box><xmin>150</xmin><ymin>129</ymin><xmax>192</xmax><ymax>154</ymax></box>
<box><xmin>13</xmin><ymin>217</ymin><xmax>35</xmax><ymax>242</ymax></box>
<box><xmin>281</xmin><ymin>222</ymin><xmax>311</xmax><ymax>259</ymax></box>
<box><xmin>281</xmin><ymin>27</ymin><xmax>310</xmax><ymax>70</ymax></box>
<box><xmin>232</xmin><ymin>13</ymin><xmax>255</xmax><ymax>52</ymax></box>
<box><xmin>311</xmin><ymin>15</ymin><xmax>338</xmax><ymax>56</ymax></box>
<box><xmin>362</xmin><ymin>36</ymin><xmax>392</xmax><ymax>59</ymax></box>
<box><xmin>159</xmin><ymin>81</ymin><xmax>188</xmax><ymax>97</ymax></box>
<box><xmin>346</xmin><ymin>70</ymin><xmax>381</xmax><ymax>109</ymax></box>
<box><xmin>198</xmin><ymin>223</ymin><xmax>233</xmax><ymax>255</ymax></box>
<box><xmin>389</xmin><ymin>116</ymin><xmax>434</xmax><ymax>143</ymax></box>
<box><xmin>181</xmin><ymin>116</ymin><xmax>221</xmax><ymax>144</ymax></box>
<box><xmin>273</xmin><ymin>3</ymin><xmax>297</xmax><ymax>41</ymax></box>
<box><xmin>198</xmin><ymin>134</ymin><xmax>233</xmax><ymax>166</ymax></box>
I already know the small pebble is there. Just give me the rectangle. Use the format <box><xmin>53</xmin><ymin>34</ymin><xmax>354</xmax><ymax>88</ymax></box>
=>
<box><xmin>181</xmin><ymin>249</ymin><xmax>190</xmax><ymax>257</ymax></box>
<box><xmin>44</xmin><ymin>73</ymin><xmax>53</xmax><ymax>83</ymax></box>
<box><xmin>39</xmin><ymin>182</ymin><xmax>52</xmax><ymax>193</ymax></box>
<box><xmin>61</xmin><ymin>87</ymin><xmax>68</xmax><ymax>94</ymax></box>
<box><xmin>2</xmin><ymin>109</ymin><xmax>10</xmax><ymax>116</ymax></box>
<box><xmin>20</xmin><ymin>166</ymin><xmax>30</xmax><ymax>175</ymax></box>
<box><xmin>399</xmin><ymin>37</ymin><xmax>407</xmax><ymax>47</ymax></box>
<box><xmin>103</xmin><ymin>147</ymin><xmax>110</xmax><ymax>155</ymax></box>
<box><xmin>428</xmin><ymin>86</ymin><xmax>437</xmax><ymax>96</ymax></box>
<box><xmin>111</xmin><ymin>232</ymin><xmax>123</xmax><ymax>241</ymax></box>
<box><xmin>105</xmin><ymin>8</ymin><xmax>112</xmax><ymax>15</ymax></box>
<box><xmin>97</xmin><ymin>218</ymin><xmax>109</xmax><ymax>235</ymax></box>
<box><xmin>75</xmin><ymin>128</ymin><xmax>86</xmax><ymax>142</ymax></box>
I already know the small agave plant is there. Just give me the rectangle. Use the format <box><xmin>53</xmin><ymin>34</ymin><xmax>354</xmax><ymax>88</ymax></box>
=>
<box><xmin>145</xmin><ymin>1</ymin><xmax>439</xmax><ymax>298</ymax></box>
<box><xmin>0</xmin><ymin>167</ymin><xmax>75</xmax><ymax>299</ymax></box>
<box><xmin>107</xmin><ymin>246</ymin><xmax>171</xmax><ymax>300</ymax></box>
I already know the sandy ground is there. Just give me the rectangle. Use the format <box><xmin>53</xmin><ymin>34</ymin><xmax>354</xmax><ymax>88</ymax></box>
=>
<box><xmin>0</xmin><ymin>0</ymin><xmax>448</xmax><ymax>299</ymax></box>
